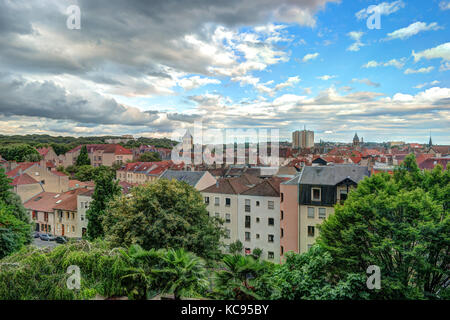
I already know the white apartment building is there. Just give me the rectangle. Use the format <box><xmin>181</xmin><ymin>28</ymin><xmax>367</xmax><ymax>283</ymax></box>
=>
<box><xmin>237</xmin><ymin>179</ymin><xmax>283</xmax><ymax>262</ymax></box>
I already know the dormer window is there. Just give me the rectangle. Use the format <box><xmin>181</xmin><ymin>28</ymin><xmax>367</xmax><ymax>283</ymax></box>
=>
<box><xmin>312</xmin><ymin>187</ymin><xmax>321</xmax><ymax>201</ymax></box>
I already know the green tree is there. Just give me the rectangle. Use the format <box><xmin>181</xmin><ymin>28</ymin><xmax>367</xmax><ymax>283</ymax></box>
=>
<box><xmin>251</xmin><ymin>248</ymin><xmax>263</xmax><ymax>260</ymax></box>
<box><xmin>214</xmin><ymin>254</ymin><xmax>266</xmax><ymax>300</ymax></box>
<box><xmin>74</xmin><ymin>165</ymin><xmax>96</xmax><ymax>182</ymax></box>
<box><xmin>137</xmin><ymin>152</ymin><xmax>161</xmax><ymax>162</ymax></box>
<box><xmin>103</xmin><ymin>179</ymin><xmax>224</xmax><ymax>261</ymax></box>
<box><xmin>86</xmin><ymin>167</ymin><xmax>121</xmax><ymax>240</ymax></box>
<box><xmin>152</xmin><ymin>248</ymin><xmax>208</xmax><ymax>300</ymax></box>
<box><xmin>0</xmin><ymin>144</ymin><xmax>41</xmax><ymax>162</ymax></box>
<box><xmin>318</xmin><ymin>154</ymin><xmax>450</xmax><ymax>299</ymax></box>
<box><xmin>271</xmin><ymin>246</ymin><xmax>370</xmax><ymax>300</ymax></box>
<box><xmin>0</xmin><ymin>204</ymin><xmax>32</xmax><ymax>259</ymax></box>
<box><xmin>229</xmin><ymin>240</ymin><xmax>243</xmax><ymax>255</ymax></box>
<box><xmin>76</xmin><ymin>145</ymin><xmax>91</xmax><ymax>166</ymax></box>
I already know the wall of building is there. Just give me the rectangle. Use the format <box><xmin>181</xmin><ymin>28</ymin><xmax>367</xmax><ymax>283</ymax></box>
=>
<box><xmin>237</xmin><ymin>195</ymin><xmax>281</xmax><ymax>262</ymax></box>
<box><xmin>280</xmin><ymin>183</ymin><xmax>299</xmax><ymax>259</ymax></box>
<box><xmin>14</xmin><ymin>183</ymin><xmax>44</xmax><ymax>203</ymax></box>
<box><xmin>298</xmin><ymin>205</ymin><xmax>334</xmax><ymax>253</ymax></box>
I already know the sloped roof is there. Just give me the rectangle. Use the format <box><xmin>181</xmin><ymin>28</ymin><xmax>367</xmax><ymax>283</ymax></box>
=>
<box><xmin>6</xmin><ymin>162</ymin><xmax>37</xmax><ymax>177</ymax></box>
<box><xmin>68</xmin><ymin>144</ymin><xmax>133</xmax><ymax>155</ymax></box>
<box><xmin>240</xmin><ymin>177</ymin><xmax>286</xmax><ymax>197</ymax></box>
<box><xmin>53</xmin><ymin>189</ymin><xmax>93</xmax><ymax>211</ymax></box>
<box><xmin>160</xmin><ymin>170</ymin><xmax>208</xmax><ymax>187</ymax></box>
<box><xmin>299</xmin><ymin>165</ymin><xmax>370</xmax><ymax>186</ymax></box>
<box><xmin>10</xmin><ymin>173</ymin><xmax>39</xmax><ymax>186</ymax></box>
<box><xmin>419</xmin><ymin>158</ymin><xmax>449</xmax><ymax>170</ymax></box>
<box><xmin>201</xmin><ymin>177</ymin><xmax>250</xmax><ymax>195</ymax></box>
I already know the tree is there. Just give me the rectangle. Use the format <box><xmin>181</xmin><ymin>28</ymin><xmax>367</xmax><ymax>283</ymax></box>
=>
<box><xmin>214</xmin><ymin>254</ymin><xmax>267</xmax><ymax>300</ymax></box>
<box><xmin>229</xmin><ymin>240</ymin><xmax>243</xmax><ymax>255</ymax></box>
<box><xmin>318</xmin><ymin>154</ymin><xmax>450</xmax><ymax>299</ymax></box>
<box><xmin>103</xmin><ymin>179</ymin><xmax>224</xmax><ymax>261</ymax></box>
<box><xmin>86</xmin><ymin>167</ymin><xmax>121</xmax><ymax>240</ymax></box>
<box><xmin>251</xmin><ymin>248</ymin><xmax>263</xmax><ymax>260</ymax></box>
<box><xmin>76</xmin><ymin>145</ymin><xmax>91</xmax><ymax>166</ymax></box>
<box><xmin>137</xmin><ymin>152</ymin><xmax>161</xmax><ymax>162</ymax></box>
<box><xmin>271</xmin><ymin>246</ymin><xmax>370</xmax><ymax>300</ymax></box>
<box><xmin>74</xmin><ymin>165</ymin><xmax>96</xmax><ymax>182</ymax></box>
<box><xmin>151</xmin><ymin>248</ymin><xmax>208</xmax><ymax>300</ymax></box>
<box><xmin>0</xmin><ymin>144</ymin><xmax>41</xmax><ymax>162</ymax></box>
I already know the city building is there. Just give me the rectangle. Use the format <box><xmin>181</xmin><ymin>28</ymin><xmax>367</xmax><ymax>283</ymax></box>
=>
<box><xmin>280</xmin><ymin>165</ymin><xmax>370</xmax><ymax>256</ymax></box>
<box><xmin>292</xmin><ymin>128</ymin><xmax>314</xmax><ymax>149</ymax></box>
<box><xmin>237</xmin><ymin>178</ymin><xmax>284</xmax><ymax>262</ymax></box>
<box><xmin>160</xmin><ymin>170</ymin><xmax>217</xmax><ymax>191</ymax></box>
<box><xmin>60</xmin><ymin>144</ymin><xmax>133</xmax><ymax>167</ymax></box>
<box><xmin>116</xmin><ymin>161</ymin><xmax>183</xmax><ymax>184</ymax></box>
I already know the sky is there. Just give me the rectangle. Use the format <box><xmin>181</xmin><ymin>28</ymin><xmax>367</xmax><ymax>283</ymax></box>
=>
<box><xmin>0</xmin><ymin>0</ymin><xmax>449</xmax><ymax>144</ymax></box>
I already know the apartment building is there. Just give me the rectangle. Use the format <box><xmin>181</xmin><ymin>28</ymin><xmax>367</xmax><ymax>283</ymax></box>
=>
<box><xmin>24</xmin><ymin>188</ymin><xmax>93</xmax><ymax>238</ymax></box>
<box><xmin>160</xmin><ymin>170</ymin><xmax>216</xmax><ymax>191</ymax></box>
<box><xmin>292</xmin><ymin>128</ymin><xmax>314</xmax><ymax>149</ymax></box>
<box><xmin>280</xmin><ymin>165</ymin><xmax>370</xmax><ymax>256</ymax></box>
<box><xmin>201</xmin><ymin>174</ymin><xmax>261</xmax><ymax>248</ymax></box>
<box><xmin>116</xmin><ymin>161</ymin><xmax>183</xmax><ymax>184</ymax></box>
<box><xmin>6</xmin><ymin>160</ymin><xmax>69</xmax><ymax>200</ymax></box>
<box><xmin>37</xmin><ymin>146</ymin><xmax>59</xmax><ymax>164</ymax></box>
<box><xmin>237</xmin><ymin>178</ymin><xmax>284</xmax><ymax>262</ymax></box>
<box><xmin>61</xmin><ymin>144</ymin><xmax>133</xmax><ymax>167</ymax></box>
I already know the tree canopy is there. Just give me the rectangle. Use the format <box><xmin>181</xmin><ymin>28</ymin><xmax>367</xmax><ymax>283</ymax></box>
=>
<box><xmin>76</xmin><ymin>145</ymin><xmax>91</xmax><ymax>166</ymax></box>
<box><xmin>103</xmin><ymin>179</ymin><xmax>224</xmax><ymax>261</ymax></box>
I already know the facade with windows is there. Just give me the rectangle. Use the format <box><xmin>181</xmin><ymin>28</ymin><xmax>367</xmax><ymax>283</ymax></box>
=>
<box><xmin>281</xmin><ymin>165</ymin><xmax>370</xmax><ymax>256</ymax></box>
<box><xmin>237</xmin><ymin>178</ymin><xmax>284</xmax><ymax>262</ymax></box>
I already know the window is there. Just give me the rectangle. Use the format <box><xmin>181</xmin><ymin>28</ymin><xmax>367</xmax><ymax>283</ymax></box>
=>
<box><xmin>268</xmin><ymin>234</ymin><xmax>274</xmax><ymax>243</ymax></box>
<box><xmin>312</xmin><ymin>188</ymin><xmax>321</xmax><ymax>201</ymax></box>
<box><xmin>204</xmin><ymin>196</ymin><xmax>210</xmax><ymax>204</ymax></box>
<box><xmin>256</xmin><ymin>201</ymin><xmax>260</xmax><ymax>207</ymax></box>
<box><xmin>319</xmin><ymin>208</ymin><xmax>326</xmax><ymax>219</ymax></box>
<box><xmin>214</xmin><ymin>197</ymin><xmax>220</xmax><ymax>206</ymax></box>
<box><xmin>245</xmin><ymin>199</ymin><xmax>251</xmax><ymax>212</ymax></box>
<box><xmin>308</xmin><ymin>226</ymin><xmax>315</xmax><ymax>237</ymax></box>
<box><xmin>225</xmin><ymin>198</ymin><xmax>231</xmax><ymax>206</ymax></box>
<box><xmin>66</xmin><ymin>212</ymin><xmax>70</xmax><ymax>219</ymax></box>
<box><xmin>225</xmin><ymin>228</ymin><xmax>231</xmax><ymax>239</ymax></box>
<box><xmin>81</xmin><ymin>215</ymin><xmax>85</xmax><ymax>221</ymax></box>
<box><xmin>245</xmin><ymin>216</ymin><xmax>251</xmax><ymax>228</ymax></box>
<box><xmin>225</xmin><ymin>213</ymin><xmax>231</xmax><ymax>223</ymax></box>
<box><xmin>256</xmin><ymin>234</ymin><xmax>260</xmax><ymax>239</ymax></box>
<box><xmin>215</xmin><ymin>212</ymin><xmax>220</xmax><ymax>218</ymax></box>
<box><xmin>268</xmin><ymin>201</ymin><xmax>274</xmax><ymax>209</ymax></box>
<box><xmin>281</xmin><ymin>228</ymin><xmax>284</xmax><ymax>238</ymax></box>
<box><xmin>44</xmin><ymin>212</ymin><xmax>48</xmax><ymax>222</ymax></box>
<box><xmin>32</xmin><ymin>211</ymin><xmax>37</xmax><ymax>220</ymax></box>
<box><xmin>245</xmin><ymin>232</ymin><xmax>251</xmax><ymax>241</ymax></box>
<box><xmin>281</xmin><ymin>210</ymin><xmax>284</xmax><ymax>220</ymax></box>
<box><xmin>281</xmin><ymin>193</ymin><xmax>284</xmax><ymax>202</ymax></box>
<box><xmin>268</xmin><ymin>218</ymin><xmax>274</xmax><ymax>226</ymax></box>
<box><xmin>268</xmin><ymin>252</ymin><xmax>274</xmax><ymax>259</ymax></box>
<box><xmin>256</xmin><ymin>217</ymin><xmax>260</xmax><ymax>223</ymax></box>
<box><xmin>281</xmin><ymin>246</ymin><xmax>284</xmax><ymax>255</ymax></box>
<box><xmin>71</xmin><ymin>212</ymin><xmax>75</xmax><ymax>220</ymax></box>
<box><xmin>307</xmin><ymin>207</ymin><xmax>315</xmax><ymax>218</ymax></box>
<box><xmin>72</xmin><ymin>226</ymin><xmax>75</xmax><ymax>232</ymax></box>
<box><xmin>340</xmin><ymin>190</ymin><xmax>348</xmax><ymax>204</ymax></box>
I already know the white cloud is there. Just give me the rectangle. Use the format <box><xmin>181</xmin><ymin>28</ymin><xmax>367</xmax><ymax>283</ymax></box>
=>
<box><xmin>386</xmin><ymin>22</ymin><xmax>442</xmax><ymax>40</ymax></box>
<box><xmin>302</xmin><ymin>52</ymin><xmax>319</xmax><ymax>62</ymax></box>
<box><xmin>363</xmin><ymin>58</ymin><xmax>405</xmax><ymax>69</ymax></box>
<box><xmin>439</xmin><ymin>1</ymin><xmax>450</xmax><ymax>10</ymax></box>
<box><xmin>274</xmin><ymin>76</ymin><xmax>301</xmax><ymax>91</ymax></box>
<box><xmin>356</xmin><ymin>1</ymin><xmax>405</xmax><ymax>19</ymax></box>
<box><xmin>347</xmin><ymin>31</ymin><xmax>364</xmax><ymax>51</ymax></box>
<box><xmin>404</xmin><ymin>66</ymin><xmax>435</xmax><ymax>74</ymax></box>
<box><xmin>178</xmin><ymin>76</ymin><xmax>221</xmax><ymax>90</ymax></box>
<box><xmin>352</xmin><ymin>78</ymin><xmax>380</xmax><ymax>87</ymax></box>
<box><xmin>412</xmin><ymin>42</ymin><xmax>450</xmax><ymax>62</ymax></box>
<box><xmin>317</xmin><ymin>75</ymin><xmax>337</xmax><ymax>80</ymax></box>
<box><xmin>414</xmin><ymin>80</ymin><xmax>440</xmax><ymax>89</ymax></box>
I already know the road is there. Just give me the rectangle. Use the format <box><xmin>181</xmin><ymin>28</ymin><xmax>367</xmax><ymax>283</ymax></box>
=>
<box><xmin>33</xmin><ymin>237</ymin><xmax>60</xmax><ymax>248</ymax></box>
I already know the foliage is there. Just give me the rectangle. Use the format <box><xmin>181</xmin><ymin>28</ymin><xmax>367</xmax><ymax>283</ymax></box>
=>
<box><xmin>318</xmin><ymin>154</ymin><xmax>450</xmax><ymax>299</ymax></box>
<box><xmin>76</xmin><ymin>145</ymin><xmax>91</xmax><ymax>166</ymax></box>
<box><xmin>137</xmin><ymin>152</ymin><xmax>162</xmax><ymax>162</ymax></box>
<box><xmin>271</xmin><ymin>246</ymin><xmax>370</xmax><ymax>300</ymax></box>
<box><xmin>86</xmin><ymin>167</ymin><xmax>121</xmax><ymax>240</ymax></box>
<box><xmin>103</xmin><ymin>179</ymin><xmax>224</xmax><ymax>261</ymax></box>
<box><xmin>214</xmin><ymin>254</ymin><xmax>270</xmax><ymax>300</ymax></box>
<box><xmin>74</xmin><ymin>165</ymin><xmax>97</xmax><ymax>182</ymax></box>
<box><xmin>229</xmin><ymin>240</ymin><xmax>243</xmax><ymax>255</ymax></box>
<box><xmin>0</xmin><ymin>144</ymin><xmax>41</xmax><ymax>162</ymax></box>
<box><xmin>151</xmin><ymin>248</ymin><xmax>208</xmax><ymax>300</ymax></box>
<box><xmin>251</xmin><ymin>248</ymin><xmax>263</xmax><ymax>260</ymax></box>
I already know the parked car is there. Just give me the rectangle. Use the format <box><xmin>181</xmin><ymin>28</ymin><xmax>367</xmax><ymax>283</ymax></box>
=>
<box><xmin>39</xmin><ymin>233</ymin><xmax>56</xmax><ymax>241</ymax></box>
<box><xmin>33</xmin><ymin>231</ymin><xmax>41</xmax><ymax>238</ymax></box>
<box><xmin>55</xmin><ymin>236</ymin><xmax>68</xmax><ymax>244</ymax></box>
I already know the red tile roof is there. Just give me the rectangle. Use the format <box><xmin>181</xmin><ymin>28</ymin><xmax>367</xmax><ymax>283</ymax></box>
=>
<box><xmin>37</xmin><ymin>147</ymin><xmax>51</xmax><ymax>157</ymax></box>
<box><xmin>419</xmin><ymin>158</ymin><xmax>450</xmax><ymax>170</ymax></box>
<box><xmin>6</xmin><ymin>162</ymin><xmax>37</xmax><ymax>178</ymax></box>
<box><xmin>10</xmin><ymin>173</ymin><xmax>39</xmax><ymax>186</ymax></box>
<box><xmin>68</xmin><ymin>144</ymin><xmax>133</xmax><ymax>155</ymax></box>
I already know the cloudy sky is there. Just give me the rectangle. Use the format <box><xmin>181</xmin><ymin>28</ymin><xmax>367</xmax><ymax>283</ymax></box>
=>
<box><xmin>0</xmin><ymin>0</ymin><xmax>449</xmax><ymax>144</ymax></box>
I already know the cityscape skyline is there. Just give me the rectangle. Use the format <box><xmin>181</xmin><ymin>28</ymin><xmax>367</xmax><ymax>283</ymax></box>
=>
<box><xmin>0</xmin><ymin>1</ymin><xmax>449</xmax><ymax>144</ymax></box>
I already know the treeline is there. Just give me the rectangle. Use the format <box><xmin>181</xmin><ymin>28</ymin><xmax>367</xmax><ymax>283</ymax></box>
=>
<box><xmin>0</xmin><ymin>135</ymin><xmax>178</xmax><ymax>160</ymax></box>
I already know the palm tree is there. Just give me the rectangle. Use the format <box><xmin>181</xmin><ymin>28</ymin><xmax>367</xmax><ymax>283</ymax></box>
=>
<box><xmin>151</xmin><ymin>248</ymin><xmax>208</xmax><ymax>300</ymax></box>
<box><xmin>214</xmin><ymin>254</ymin><xmax>264</xmax><ymax>300</ymax></box>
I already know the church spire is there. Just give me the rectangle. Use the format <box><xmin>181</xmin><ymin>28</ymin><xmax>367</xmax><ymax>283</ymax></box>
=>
<box><xmin>428</xmin><ymin>132</ymin><xmax>433</xmax><ymax>147</ymax></box>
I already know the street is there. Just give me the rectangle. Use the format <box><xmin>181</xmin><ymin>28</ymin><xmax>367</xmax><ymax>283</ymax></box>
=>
<box><xmin>33</xmin><ymin>237</ymin><xmax>60</xmax><ymax>249</ymax></box>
